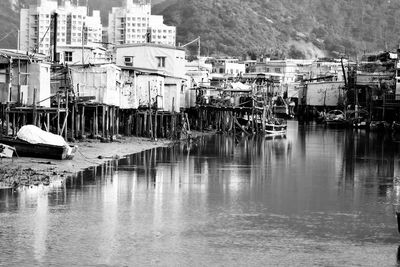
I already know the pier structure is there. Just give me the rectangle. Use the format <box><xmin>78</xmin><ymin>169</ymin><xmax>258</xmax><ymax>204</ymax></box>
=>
<box><xmin>186</xmin><ymin>75</ymin><xmax>287</xmax><ymax>135</ymax></box>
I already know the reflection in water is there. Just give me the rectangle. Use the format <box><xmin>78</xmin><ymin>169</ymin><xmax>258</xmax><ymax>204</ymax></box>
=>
<box><xmin>1</xmin><ymin>122</ymin><xmax>400</xmax><ymax>266</ymax></box>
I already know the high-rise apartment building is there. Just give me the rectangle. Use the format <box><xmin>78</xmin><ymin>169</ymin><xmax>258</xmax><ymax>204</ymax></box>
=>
<box><xmin>19</xmin><ymin>0</ymin><xmax>102</xmax><ymax>56</ymax></box>
<box><xmin>108</xmin><ymin>0</ymin><xmax>176</xmax><ymax>46</ymax></box>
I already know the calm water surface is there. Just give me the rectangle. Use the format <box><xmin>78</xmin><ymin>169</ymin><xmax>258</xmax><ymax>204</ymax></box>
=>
<box><xmin>2</xmin><ymin>121</ymin><xmax>400</xmax><ymax>266</ymax></box>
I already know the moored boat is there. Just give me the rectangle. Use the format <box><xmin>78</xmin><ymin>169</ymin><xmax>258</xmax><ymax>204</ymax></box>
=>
<box><xmin>369</xmin><ymin>121</ymin><xmax>391</xmax><ymax>132</ymax></box>
<box><xmin>346</xmin><ymin>110</ymin><xmax>369</xmax><ymax>129</ymax></box>
<box><xmin>324</xmin><ymin>110</ymin><xmax>347</xmax><ymax>128</ymax></box>
<box><xmin>0</xmin><ymin>136</ymin><xmax>76</xmax><ymax>160</ymax></box>
<box><xmin>265</xmin><ymin>118</ymin><xmax>287</xmax><ymax>135</ymax></box>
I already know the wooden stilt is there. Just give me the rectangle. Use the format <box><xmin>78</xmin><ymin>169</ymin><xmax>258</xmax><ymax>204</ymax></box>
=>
<box><xmin>46</xmin><ymin>112</ymin><xmax>50</xmax><ymax>132</ymax></box>
<box><xmin>81</xmin><ymin>105</ymin><xmax>85</xmax><ymax>137</ymax></box>
<box><xmin>102</xmin><ymin>105</ymin><xmax>105</xmax><ymax>138</ymax></box>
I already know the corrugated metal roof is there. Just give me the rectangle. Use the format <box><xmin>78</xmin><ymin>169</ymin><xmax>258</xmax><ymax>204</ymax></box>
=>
<box><xmin>0</xmin><ymin>49</ymin><xmax>46</xmax><ymax>61</ymax></box>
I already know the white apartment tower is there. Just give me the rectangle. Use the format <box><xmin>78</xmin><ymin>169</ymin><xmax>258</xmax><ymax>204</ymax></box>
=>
<box><xmin>108</xmin><ymin>0</ymin><xmax>176</xmax><ymax>46</ymax></box>
<box><xmin>19</xmin><ymin>0</ymin><xmax>103</xmax><ymax>56</ymax></box>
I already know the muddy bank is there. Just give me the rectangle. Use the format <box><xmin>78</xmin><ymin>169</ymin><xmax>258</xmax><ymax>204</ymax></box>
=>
<box><xmin>0</xmin><ymin>131</ymin><xmax>214</xmax><ymax>189</ymax></box>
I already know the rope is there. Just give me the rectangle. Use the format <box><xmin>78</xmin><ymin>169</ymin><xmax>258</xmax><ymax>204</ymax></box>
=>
<box><xmin>77</xmin><ymin>149</ymin><xmax>99</xmax><ymax>165</ymax></box>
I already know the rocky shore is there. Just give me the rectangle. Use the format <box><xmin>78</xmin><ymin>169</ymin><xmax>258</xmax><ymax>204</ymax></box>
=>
<box><xmin>0</xmin><ymin>131</ymin><xmax>214</xmax><ymax>189</ymax></box>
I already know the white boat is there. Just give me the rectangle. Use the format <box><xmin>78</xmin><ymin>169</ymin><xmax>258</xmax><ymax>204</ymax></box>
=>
<box><xmin>0</xmin><ymin>144</ymin><xmax>15</xmax><ymax>158</ymax></box>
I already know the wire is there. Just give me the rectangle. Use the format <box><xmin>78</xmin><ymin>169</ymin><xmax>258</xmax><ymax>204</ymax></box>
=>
<box><xmin>0</xmin><ymin>30</ymin><xmax>15</xmax><ymax>43</ymax></box>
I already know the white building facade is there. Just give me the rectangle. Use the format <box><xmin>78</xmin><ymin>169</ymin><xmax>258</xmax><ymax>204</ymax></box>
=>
<box><xmin>19</xmin><ymin>0</ymin><xmax>102</xmax><ymax>57</ymax></box>
<box><xmin>108</xmin><ymin>0</ymin><xmax>176</xmax><ymax>46</ymax></box>
<box><xmin>115</xmin><ymin>43</ymin><xmax>186</xmax><ymax>111</ymax></box>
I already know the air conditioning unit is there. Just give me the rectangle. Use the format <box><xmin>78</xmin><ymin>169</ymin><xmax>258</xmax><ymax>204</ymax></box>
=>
<box><xmin>124</xmin><ymin>56</ymin><xmax>133</xmax><ymax>66</ymax></box>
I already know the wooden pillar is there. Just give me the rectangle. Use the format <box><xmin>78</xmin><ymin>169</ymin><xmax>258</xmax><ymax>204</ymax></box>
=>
<box><xmin>106</xmin><ymin>105</ymin><xmax>109</xmax><ymax>138</ymax></box>
<box><xmin>46</xmin><ymin>112</ymin><xmax>50</xmax><ymax>132</ymax></box>
<box><xmin>160</xmin><ymin>112</ymin><xmax>164</xmax><ymax>138</ymax></box>
<box><xmin>135</xmin><ymin>111</ymin><xmax>139</xmax><ymax>136</ymax></box>
<box><xmin>143</xmin><ymin>111</ymin><xmax>147</xmax><ymax>137</ymax></box>
<box><xmin>12</xmin><ymin>112</ymin><xmax>15</xmax><ymax>136</ymax></box>
<box><xmin>81</xmin><ymin>105</ymin><xmax>86</xmax><ymax>137</ymax></box>
<box><xmin>154</xmin><ymin>110</ymin><xmax>158</xmax><ymax>140</ymax></box>
<box><xmin>95</xmin><ymin>105</ymin><xmax>98</xmax><ymax>136</ymax></box>
<box><xmin>102</xmin><ymin>105</ymin><xmax>106</xmax><ymax>138</ymax></box>
<box><xmin>116</xmin><ymin>107</ymin><xmax>119</xmax><ymax>136</ymax></box>
<box><xmin>71</xmin><ymin>104</ymin><xmax>75</xmax><ymax>139</ymax></box>
<box><xmin>33</xmin><ymin>88</ymin><xmax>37</xmax><ymax>126</ymax></box>
<box><xmin>5</xmin><ymin>104</ymin><xmax>9</xmax><ymax>137</ymax></box>
<box><xmin>57</xmin><ymin>92</ymin><xmax>60</xmax><ymax>135</ymax></box>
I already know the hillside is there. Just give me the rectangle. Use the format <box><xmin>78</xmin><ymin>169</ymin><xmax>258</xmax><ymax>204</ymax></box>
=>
<box><xmin>154</xmin><ymin>0</ymin><xmax>400</xmax><ymax>59</ymax></box>
<box><xmin>2</xmin><ymin>0</ymin><xmax>400</xmax><ymax>59</ymax></box>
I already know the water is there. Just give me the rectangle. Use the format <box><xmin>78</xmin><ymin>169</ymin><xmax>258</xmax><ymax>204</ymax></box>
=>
<box><xmin>1</xmin><ymin>121</ymin><xmax>400</xmax><ymax>266</ymax></box>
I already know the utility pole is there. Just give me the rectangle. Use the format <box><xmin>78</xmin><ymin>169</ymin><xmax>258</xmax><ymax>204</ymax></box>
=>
<box><xmin>53</xmin><ymin>12</ymin><xmax>58</xmax><ymax>63</ymax></box>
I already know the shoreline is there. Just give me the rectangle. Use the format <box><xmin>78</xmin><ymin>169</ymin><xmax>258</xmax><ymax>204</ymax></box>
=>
<box><xmin>0</xmin><ymin>131</ymin><xmax>214</xmax><ymax>189</ymax></box>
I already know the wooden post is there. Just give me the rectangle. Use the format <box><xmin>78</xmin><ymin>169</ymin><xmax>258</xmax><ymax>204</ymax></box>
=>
<box><xmin>38</xmin><ymin>112</ymin><xmax>41</xmax><ymax>129</ymax></box>
<box><xmin>1</xmin><ymin>105</ymin><xmax>4</xmax><ymax>137</ymax></box>
<box><xmin>154</xmin><ymin>110</ymin><xmax>158</xmax><ymax>140</ymax></box>
<box><xmin>33</xmin><ymin>88</ymin><xmax>37</xmax><ymax>126</ymax></box>
<box><xmin>233</xmin><ymin>111</ymin><xmax>236</xmax><ymax>136</ymax></box>
<box><xmin>5</xmin><ymin>104</ymin><xmax>9</xmax><ymax>136</ymax></box>
<box><xmin>65</xmin><ymin>85</ymin><xmax>68</xmax><ymax>140</ymax></box>
<box><xmin>143</xmin><ymin>111</ymin><xmax>147</xmax><ymax>137</ymax></box>
<box><xmin>57</xmin><ymin>92</ymin><xmax>60</xmax><ymax>135</ymax></box>
<box><xmin>46</xmin><ymin>112</ymin><xmax>50</xmax><ymax>132</ymax></box>
<box><xmin>12</xmin><ymin>112</ymin><xmax>15</xmax><ymax>136</ymax></box>
<box><xmin>200</xmin><ymin>108</ymin><xmax>203</xmax><ymax>132</ymax></box>
<box><xmin>160</xmin><ymin>112</ymin><xmax>164</xmax><ymax>138</ymax></box>
<box><xmin>106</xmin><ymin>105</ymin><xmax>109</xmax><ymax>138</ymax></box>
<box><xmin>116</xmin><ymin>107</ymin><xmax>119</xmax><ymax>136</ymax></box>
<box><xmin>135</xmin><ymin>111</ymin><xmax>139</xmax><ymax>136</ymax></box>
<box><xmin>148</xmin><ymin>83</ymin><xmax>153</xmax><ymax>140</ymax></box>
<box><xmin>17</xmin><ymin>57</ymin><xmax>21</xmax><ymax>105</ymax></box>
<box><xmin>71</xmin><ymin>103</ymin><xmax>75</xmax><ymax>139</ymax></box>
<box><xmin>81</xmin><ymin>105</ymin><xmax>85</xmax><ymax>137</ymax></box>
<box><xmin>95</xmin><ymin>105</ymin><xmax>98</xmax><ymax>136</ymax></box>
<box><xmin>262</xmin><ymin>106</ymin><xmax>266</xmax><ymax>134</ymax></box>
<box><xmin>102</xmin><ymin>105</ymin><xmax>106</xmax><ymax>138</ymax></box>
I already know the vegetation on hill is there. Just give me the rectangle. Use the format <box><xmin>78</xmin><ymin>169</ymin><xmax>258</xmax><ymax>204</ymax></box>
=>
<box><xmin>155</xmin><ymin>0</ymin><xmax>400</xmax><ymax>59</ymax></box>
<box><xmin>2</xmin><ymin>0</ymin><xmax>400</xmax><ymax>60</ymax></box>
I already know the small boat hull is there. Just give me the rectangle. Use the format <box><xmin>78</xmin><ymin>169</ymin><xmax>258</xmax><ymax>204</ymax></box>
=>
<box><xmin>0</xmin><ymin>137</ymin><xmax>76</xmax><ymax>160</ymax></box>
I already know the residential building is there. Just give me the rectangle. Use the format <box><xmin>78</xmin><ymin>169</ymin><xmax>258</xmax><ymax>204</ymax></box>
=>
<box><xmin>208</xmin><ymin>58</ymin><xmax>246</xmax><ymax>77</ymax></box>
<box><xmin>69</xmin><ymin>64</ymin><xmax>122</xmax><ymax>107</ymax></box>
<box><xmin>57</xmin><ymin>45</ymin><xmax>110</xmax><ymax>65</ymax></box>
<box><xmin>19</xmin><ymin>0</ymin><xmax>102</xmax><ymax>58</ymax></box>
<box><xmin>108</xmin><ymin>0</ymin><xmax>176</xmax><ymax>46</ymax></box>
<box><xmin>0</xmin><ymin>49</ymin><xmax>51</xmax><ymax>107</ymax></box>
<box><xmin>115</xmin><ymin>43</ymin><xmax>186</xmax><ymax>111</ymax></box>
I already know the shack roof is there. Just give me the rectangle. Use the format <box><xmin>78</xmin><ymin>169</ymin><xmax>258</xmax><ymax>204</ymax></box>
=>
<box><xmin>0</xmin><ymin>49</ymin><xmax>46</xmax><ymax>62</ymax></box>
<box><xmin>115</xmin><ymin>43</ymin><xmax>185</xmax><ymax>51</ymax></box>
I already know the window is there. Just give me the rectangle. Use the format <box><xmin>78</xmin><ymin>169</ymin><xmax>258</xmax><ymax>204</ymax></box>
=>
<box><xmin>64</xmin><ymin>51</ymin><xmax>73</xmax><ymax>62</ymax></box>
<box><xmin>274</xmin><ymin>68</ymin><xmax>281</xmax><ymax>73</ymax></box>
<box><xmin>156</xmin><ymin>57</ymin><xmax>166</xmax><ymax>68</ymax></box>
<box><xmin>124</xmin><ymin>56</ymin><xmax>134</xmax><ymax>66</ymax></box>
